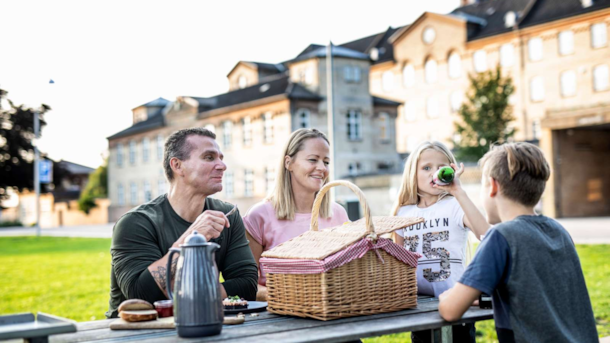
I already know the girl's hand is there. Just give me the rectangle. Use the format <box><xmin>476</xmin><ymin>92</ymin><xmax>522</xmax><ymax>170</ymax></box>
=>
<box><xmin>433</xmin><ymin>163</ymin><xmax>465</xmax><ymax>196</ymax></box>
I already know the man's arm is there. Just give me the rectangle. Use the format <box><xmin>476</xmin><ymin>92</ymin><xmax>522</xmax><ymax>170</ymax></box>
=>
<box><xmin>438</xmin><ymin>283</ymin><xmax>481</xmax><ymax>322</ymax></box>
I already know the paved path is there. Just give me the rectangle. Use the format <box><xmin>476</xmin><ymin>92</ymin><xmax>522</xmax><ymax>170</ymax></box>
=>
<box><xmin>1</xmin><ymin>216</ymin><xmax>609</xmax><ymax>243</ymax></box>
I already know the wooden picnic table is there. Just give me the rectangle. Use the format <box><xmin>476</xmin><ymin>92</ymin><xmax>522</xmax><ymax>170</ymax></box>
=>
<box><xmin>49</xmin><ymin>297</ymin><xmax>493</xmax><ymax>343</ymax></box>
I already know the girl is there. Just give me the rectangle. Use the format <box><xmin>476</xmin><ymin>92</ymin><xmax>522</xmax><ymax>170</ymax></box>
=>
<box><xmin>392</xmin><ymin>141</ymin><xmax>489</xmax><ymax>343</ymax></box>
<box><xmin>244</xmin><ymin>128</ymin><xmax>349</xmax><ymax>301</ymax></box>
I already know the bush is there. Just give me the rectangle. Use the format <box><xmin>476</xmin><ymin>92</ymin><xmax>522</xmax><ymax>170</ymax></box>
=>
<box><xmin>0</xmin><ymin>220</ymin><xmax>23</xmax><ymax>228</ymax></box>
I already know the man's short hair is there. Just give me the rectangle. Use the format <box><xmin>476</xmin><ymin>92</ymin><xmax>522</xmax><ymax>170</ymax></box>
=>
<box><xmin>479</xmin><ymin>142</ymin><xmax>551</xmax><ymax>207</ymax></box>
<box><xmin>163</xmin><ymin>128</ymin><xmax>216</xmax><ymax>182</ymax></box>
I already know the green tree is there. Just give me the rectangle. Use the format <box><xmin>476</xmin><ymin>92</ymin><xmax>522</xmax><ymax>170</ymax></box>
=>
<box><xmin>0</xmin><ymin>88</ymin><xmax>50</xmax><ymax>201</ymax></box>
<box><xmin>78</xmin><ymin>162</ymin><xmax>108</xmax><ymax>214</ymax></box>
<box><xmin>453</xmin><ymin>66</ymin><xmax>516</xmax><ymax>162</ymax></box>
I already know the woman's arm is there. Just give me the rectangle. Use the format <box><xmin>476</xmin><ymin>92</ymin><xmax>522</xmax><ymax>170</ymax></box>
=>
<box><xmin>246</xmin><ymin>231</ymin><xmax>268</xmax><ymax>301</ymax></box>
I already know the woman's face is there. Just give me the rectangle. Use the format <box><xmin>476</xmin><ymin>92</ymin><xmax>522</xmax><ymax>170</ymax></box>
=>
<box><xmin>416</xmin><ymin>149</ymin><xmax>450</xmax><ymax>197</ymax></box>
<box><xmin>286</xmin><ymin>137</ymin><xmax>330</xmax><ymax>195</ymax></box>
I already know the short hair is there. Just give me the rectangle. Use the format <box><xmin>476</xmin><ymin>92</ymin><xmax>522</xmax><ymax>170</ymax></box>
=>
<box><xmin>479</xmin><ymin>142</ymin><xmax>550</xmax><ymax>206</ymax></box>
<box><xmin>268</xmin><ymin>128</ymin><xmax>331</xmax><ymax>220</ymax></box>
<box><xmin>163</xmin><ymin>127</ymin><xmax>216</xmax><ymax>182</ymax></box>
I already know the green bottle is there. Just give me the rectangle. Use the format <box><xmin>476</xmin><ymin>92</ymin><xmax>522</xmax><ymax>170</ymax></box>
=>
<box><xmin>433</xmin><ymin>166</ymin><xmax>455</xmax><ymax>186</ymax></box>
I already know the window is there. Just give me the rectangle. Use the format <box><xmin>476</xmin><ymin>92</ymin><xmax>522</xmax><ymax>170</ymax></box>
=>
<box><xmin>143</xmin><ymin>181</ymin><xmax>152</xmax><ymax>202</ymax></box>
<box><xmin>222</xmin><ymin>121</ymin><xmax>232</xmax><ymax>149</ymax></box>
<box><xmin>530</xmin><ymin>76</ymin><xmax>545</xmax><ymax>102</ymax></box>
<box><xmin>378</xmin><ymin>112</ymin><xmax>390</xmax><ymax>141</ymax></box>
<box><xmin>204</xmin><ymin>124</ymin><xmax>215</xmax><ymax>134</ymax></box>
<box><xmin>407</xmin><ymin>137</ymin><xmax>419</xmax><ymax>152</ymax></box>
<box><xmin>238</xmin><ymin>75</ymin><xmax>248</xmax><ymax>89</ymax></box>
<box><xmin>473</xmin><ymin>50</ymin><xmax>487</xmax><ymax>72</ymax></box>
<box><xmin>532</xmin><ymin>120</ymin><xmax>541</xmax><ymax>140</ymax></box>
<box><xmin>346</xmin><ymin>110</ymin><xmax>362</xmax><ymax>141</ymax></box>
<box><xmin>156</xmin><ymin>135</ymin><xmax>163</xmax><ymax>160</ymax></box>
<box><xmin>304</xmin><ymin>67</ymin><xmax>314</xmax><ymax>85</ymax></box>
<box><xmin>426</xmin><ymin>96</ymin><xmax>439</xmax><ymax>118</ymax></box>
<box><xmin>593</xmin><ymin>64</ymin><xmax>609</xmax><ymax>91</ymax></box>
<box><xmin>560</xmin><ymin>70</ymin><xmax>577</xmax><ymax>97</ymax></box>
<box><xmin>348</xmin><ymin>163</ymin><xmax>361</xmax><ymax>176</ymax></box>
<box><xmin>528</xmin><ymin>37</ymin><xmax>543</xmax><ymax>61</ymax></box>
<box><xmin>382</xmin><ymin>71</ymin><xmax>394</xmax><ymax>92</ymax></box>
<box><xmin>297</xmin><ymin>109</ymin><xmax>310</xmax><ymax>128</ymax></box>
<box><xmin>591</xmin><ymin>23</ymin><xmax>608</xmax><ymax>48</ymax></box>
<box><xmin>425</xmin><ymin>59</ymin><xmax>438</xmax><ymax>83</ymax></box>
<box><xmin>130</xmin><ymin>182</ymin><xmax>138</xmax><ymax>205</ymax></box>
<box><xmin>403</xmin><ymin>64</ymin><xmax>415</xmax><ymax>87</ymax></box>
<box><xmin>343</xmin><ymin>66</ymin><xmax>361</xmax><ymax>83</ymax></box>
<box><xmin>263</xmin><ymin>112</ymin><xmax>274</xmax><ymax>144</ymax></box>
<box><xmin>242</xmin><ymin>117</ymin><xmax>252</xmax><ymax>146</ymax></box>
<box><xmin>116</xmin><ymin>143</ymin><xmax>123</xmax><ymax>167</ymax></box>
<box><xmin>500</xmin><ymin>43</ymin><xmax>514</xmax><ymax>67</ymax></box>
<box><xmin>129</xmin><ymin>140</ymin><xmax>136</xmax><ymax>165</ymax></box>
<box><xmin>118</xmin><ymin>184</ymin><xmax>125</xmax><ymax>206</ymax></box>
<box><xmin>265</xmin><ymin>167</ymin><xmax>275</xmax><ymax>194</ymax></box>
<box><xmin>157</xmin><ymin>179</ymin><xmax>166</xmax><ymax>196</ymax></box>
<box><xmin>244</xmin><ymin>170</ymin><xmax>254</xmax><ymax>197</ymax></box>
<box><xmin>448</xmin><ymin>52</ymin><xmax>462</xmax><ymax>79</ymax></box>
<box><xmin>403</xmin><ymin>102</ymin><xmax>416</xmax><ymax>122</ymax></box>
<box><xmin>450</xmin><ymin>91</ymin><xmax>463</xmax><ymax>112</ymax></box>
<box><xmin>142</xmin><ymin>138</ymin><xmax>150</xmax><ymax>163</ymax></box>
<box><xmin>558</xmin><ymin>30</ymin><xmax>574</xmax><ymax>56</ymax></box>
<box><xmin>224</xmin><ymin>171</ymin><xmax>234</xmax><ymax>198</ymax></box>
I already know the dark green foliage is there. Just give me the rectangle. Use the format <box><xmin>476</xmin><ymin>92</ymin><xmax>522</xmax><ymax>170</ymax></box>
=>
<box><xmin>453</xmin><ymin>66</ymin><xmax>516</xmax><ymax>162</ymax></box>
<box><xmin>78</xmin><ymin>162</ymin><xmax>108</xmax><ymax>214</ymax></box>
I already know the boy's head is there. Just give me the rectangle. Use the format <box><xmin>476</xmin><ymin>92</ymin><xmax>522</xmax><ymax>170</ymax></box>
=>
<box><xmin>479</xmin><ymin>142</ymin><xmax>550</xmax><ymax>223</ymax></box>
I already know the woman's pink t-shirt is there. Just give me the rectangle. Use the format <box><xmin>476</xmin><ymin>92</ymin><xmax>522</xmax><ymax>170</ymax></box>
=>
<box><xmin>243</xmin><ymin>201</ymin><xmax>350</xmax><ymax>286</ymax></box>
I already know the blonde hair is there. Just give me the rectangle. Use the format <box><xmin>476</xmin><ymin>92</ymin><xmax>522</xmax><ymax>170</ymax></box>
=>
<box><xmin>391</xmin><ymin>141</ymin><xmax>457</xmax><ymax>216</ymax></box>
<box><xmin>479</xmin><ymin>142</ymin><xmax>550</xmax><ymax>206</ymax></box>
<box><xmin>267</xmin><ymin>128</ymin><xmax>331</xmax><ymax>220</ymax></box>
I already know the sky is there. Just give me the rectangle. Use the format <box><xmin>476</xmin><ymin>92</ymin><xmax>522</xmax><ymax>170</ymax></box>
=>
<box><xmin>1</xmin><ymin>0</ymin><xmax>460</xmax><ymax>169</ymax></box>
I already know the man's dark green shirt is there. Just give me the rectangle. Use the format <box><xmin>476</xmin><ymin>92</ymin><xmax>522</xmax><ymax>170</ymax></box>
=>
<box><xmin>106</xmin><ymin>194</ymin><xmax>258</xmax><ymax>318</ymax></box>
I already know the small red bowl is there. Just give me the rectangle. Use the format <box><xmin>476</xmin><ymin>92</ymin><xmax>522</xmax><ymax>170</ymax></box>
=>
<box><xmin>154</xmin><ymin>300</ymin><xmax>173</xmax><ymax>318</ymax></box>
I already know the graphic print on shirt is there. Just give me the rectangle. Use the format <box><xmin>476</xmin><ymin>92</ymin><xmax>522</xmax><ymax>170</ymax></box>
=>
<box><xmin>403</xmin><ymin>218</ymin><xmax>451</xmax><ymax>282</ymax></box>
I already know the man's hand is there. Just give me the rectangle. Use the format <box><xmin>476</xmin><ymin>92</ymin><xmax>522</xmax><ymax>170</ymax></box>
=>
<box><xmin>175</xmin><ymin>210</ymin><xmax>230</xmax><ymax>246</ymax></box>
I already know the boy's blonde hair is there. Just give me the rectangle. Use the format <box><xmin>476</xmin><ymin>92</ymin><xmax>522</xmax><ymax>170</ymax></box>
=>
<box><xmin>391</xmin><ymin>141</ymin><xmax>457</xmax><ymax>216</ymax></box>
<box><xmin>479</xmin><ymin>142</ymin><xmax>550</xmax><ymax>206</ymax></box>
<box><xmin>267</xmin><ymin>128</ymin><xmax>331</xmax><ymax>220</ymax></box>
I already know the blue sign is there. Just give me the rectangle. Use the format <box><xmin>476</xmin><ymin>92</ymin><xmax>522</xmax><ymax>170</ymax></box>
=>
<box><xmin>40</xmin><ymin>160</ymin><xmax>53</xmax><ymax>184</ymax></box>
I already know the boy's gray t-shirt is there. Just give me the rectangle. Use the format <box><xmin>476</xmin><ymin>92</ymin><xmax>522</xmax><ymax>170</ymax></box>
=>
<box><xmin>460</xmin><ymin>215</ymin><xmax>598</xmax><ymax>343</ymax></box>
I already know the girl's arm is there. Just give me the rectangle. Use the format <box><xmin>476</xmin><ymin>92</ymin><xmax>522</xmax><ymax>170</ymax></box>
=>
<box><xmin>435</xmin><ymin>163</ymin><xmax>490</xmax><ymax>240</ymax></box>
<box><xmin>245</xmin><ymin>231</ymin><xmax>267</xmax><ymax>301</ymax></box>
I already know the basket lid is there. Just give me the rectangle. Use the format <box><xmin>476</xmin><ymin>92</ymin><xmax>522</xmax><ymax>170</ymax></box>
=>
<box><xmin>261</xmin><ymin>181</ymin><xmax>424</xmax><ymax>260</ymax></box>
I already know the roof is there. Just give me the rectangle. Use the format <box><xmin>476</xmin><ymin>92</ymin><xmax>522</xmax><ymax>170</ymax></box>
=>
<box><xmin>227</xmin><ymin>61</ymin><xmax>286</xmax><ymax>77</ymax></box>
<box><xmin>57</xmin><ymin>160</ymin><xmax>95</xmax><ymax>175</ymax></box>
<box><xmin>194</xmin><ymin>74</ymin><xmax>322</xmax><ymax>116</ymax></box>
<box><xmin>373</xmin><ymin>96</ymin><xmax>402</xmax><ymax>107</ymax></box>
<box><xmin>107</xmin><ymin>111</ymin><xmax>165</xmax><ymax>140</ymax></box>
<box><xmin>339</xmin><ymin>26</ymin><xmax>403</xmax><ymax>65</ymax></box>
<box><xmin>132</xmin><ymin>97</ymin><xmax>170</xmax><ymax>110</ymax></box>
<box><xmin>287</xmin><ymin>45</ymin><xmax>370</xmax><ymax>64</ymax></box>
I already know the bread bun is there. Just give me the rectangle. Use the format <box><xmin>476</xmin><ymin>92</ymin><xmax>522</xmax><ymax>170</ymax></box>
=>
<box><xmin>118</xmin><ymin>299</ymin><xmax>154</xmax><ymax>312</ymax></box>
<box><xmin>119</xmin><ymin>310</ymin><xmax>158</xmax><ymax>322</ymax></box>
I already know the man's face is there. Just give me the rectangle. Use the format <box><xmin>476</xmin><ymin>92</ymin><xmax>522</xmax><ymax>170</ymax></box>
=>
<box><xmin>480</xmin><ymin>170</ymin><xmax>501</xmax><ymax>225</ymax></box>
<box><xmin>179</xmin><ymin>135</ymin><xmax>226</xmax><ymax>196</ymax></box>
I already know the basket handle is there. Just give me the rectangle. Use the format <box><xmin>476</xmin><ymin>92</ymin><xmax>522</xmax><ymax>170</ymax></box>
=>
<box><xmin>310</xmin><ymin>180</ymin><xmax>374</xmax><ymax>234</ymax></box>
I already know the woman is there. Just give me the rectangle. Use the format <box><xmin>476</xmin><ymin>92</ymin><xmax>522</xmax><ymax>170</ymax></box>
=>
<box><xmin>243</xmin><ymin>128</ymin><xmax>349</xmax><ymax>301</ymax></box>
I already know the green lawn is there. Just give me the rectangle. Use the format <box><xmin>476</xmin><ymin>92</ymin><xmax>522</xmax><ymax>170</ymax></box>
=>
<box><xmin>1</xmin><ymin>237</ymin><xmax>608</xmax><ymax>342</ymax></box>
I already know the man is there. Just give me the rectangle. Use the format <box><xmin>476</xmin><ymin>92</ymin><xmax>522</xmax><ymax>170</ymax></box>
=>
<box><xmin>106</xmin><ymin>128</ymin><xmax>258</xmax><ymax>318</ymax></box>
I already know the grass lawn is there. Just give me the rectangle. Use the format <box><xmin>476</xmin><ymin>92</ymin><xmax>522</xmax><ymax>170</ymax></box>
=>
<box><xmin>1</xmin><ymin>237</ymin><xmax>608</xmax><ymax>342</ymax></box>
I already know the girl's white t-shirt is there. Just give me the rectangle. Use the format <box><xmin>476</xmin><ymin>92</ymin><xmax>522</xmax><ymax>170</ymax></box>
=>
<box><xmin>396</xmin><ymin>196</ymin><xmax>468</xmax><ymax>297</ymax></box>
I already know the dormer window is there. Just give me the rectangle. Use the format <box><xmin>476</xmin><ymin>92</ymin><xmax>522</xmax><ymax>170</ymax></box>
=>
<box><xmin>504</xmin><ymin>11</ymin><xmax>516</xmax><ymax>28</ymax></box>
<box><xmin>581</xmin><ymin>0</ymin><xmax>593</xmax><ymax>8</ymax></box>
<box><xmin>238</xmin><ymin>75</ymin><xmax>248</xmax><ymax>89</ymax></box>
<box><xmin>343</xmin><ymin>66</ymin><xmax>361</xmax><ymax>83</ymax></box>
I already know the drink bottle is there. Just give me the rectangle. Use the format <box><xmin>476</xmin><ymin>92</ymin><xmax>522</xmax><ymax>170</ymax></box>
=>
<box><xmin>433</xmin><ymin>166</ymin><xmax>455</xmax><ymax>186</ymax></box>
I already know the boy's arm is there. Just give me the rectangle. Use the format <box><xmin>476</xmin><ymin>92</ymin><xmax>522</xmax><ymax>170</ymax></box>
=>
<box><xmin>438</xmin><ymin>283</ymin><xmax>481</xmax><ymax>322</ymax></box>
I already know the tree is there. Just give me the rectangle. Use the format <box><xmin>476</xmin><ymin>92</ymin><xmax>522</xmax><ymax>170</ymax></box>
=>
<box><xmin>0</xmin><ymin>88</ymin><xmax>50</xmax><ymax>200</ymax></box>
<box><xmin>78</xmin><ymin>162</ymin><xmax>108</xmax><ymax>214</ymax></box>
<box><xmin>453</xmin><ymin>66</ymin><xmax>516</xmax><ymax>162</ymax></box>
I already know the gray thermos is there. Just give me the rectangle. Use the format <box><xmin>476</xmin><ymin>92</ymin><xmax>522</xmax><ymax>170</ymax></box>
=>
<box><xmin>166</xmin><ymin>230</ymin><xmax>223</xmax><ymax>337</ymax></box>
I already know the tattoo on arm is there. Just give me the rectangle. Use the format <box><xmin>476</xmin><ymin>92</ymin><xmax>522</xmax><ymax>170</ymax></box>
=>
<box><xmin>150</xmin><ymin>257</ymin><xmax>179</xmax><ymax>296</ymax></box>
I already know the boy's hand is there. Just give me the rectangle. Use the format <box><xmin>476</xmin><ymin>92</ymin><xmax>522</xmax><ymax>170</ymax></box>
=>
<box><xmin>433</xmin><ymin>162</ymin><xmax>465</xmax><ymax>196</ymax></box>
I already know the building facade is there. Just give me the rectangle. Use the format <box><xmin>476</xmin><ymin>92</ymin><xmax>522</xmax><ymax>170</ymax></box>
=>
<box><xmin>107</xmin><ymin>48</ymin><xmax>401</xmax><ymax>222</ymax></box>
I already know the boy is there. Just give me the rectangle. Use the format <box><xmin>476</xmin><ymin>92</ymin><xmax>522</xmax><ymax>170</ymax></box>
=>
<box><xmin>438</xmin><ymin>142</ymin><xmax>598</xmax><ymax>342</ymax></box>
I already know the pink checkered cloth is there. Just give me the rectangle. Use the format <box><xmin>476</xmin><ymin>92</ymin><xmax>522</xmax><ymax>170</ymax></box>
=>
<box><xmin>260</xmin><ymin>237</ymin><xmax>422</xmax><ymax>275</ymax></box>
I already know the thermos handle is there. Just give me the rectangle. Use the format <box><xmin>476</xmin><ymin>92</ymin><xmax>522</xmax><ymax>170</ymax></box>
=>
<box><xmin>166</xmin><ymin>247</ymin><xmax>181</xmax><ymax>301</ymax></box>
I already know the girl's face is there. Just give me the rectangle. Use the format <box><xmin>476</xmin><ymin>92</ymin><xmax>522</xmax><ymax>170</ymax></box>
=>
<box><xmin>286</xmin><ymin>137</ymin><xmax>330</xmax><ymax>195</ymax></box>
<box><xmin>416</xmin><ymin>149</ymin><xmax>451</xmax><ymax>197</ymax></box>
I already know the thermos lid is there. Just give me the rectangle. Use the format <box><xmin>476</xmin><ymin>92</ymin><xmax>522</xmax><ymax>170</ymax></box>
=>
<box><xmin>182</xmin><ymin>230</ymin><xmax>208</xmax><ymax>247</ymax></box>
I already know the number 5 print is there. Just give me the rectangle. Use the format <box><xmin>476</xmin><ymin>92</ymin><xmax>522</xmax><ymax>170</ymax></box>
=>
<box><xmin>404</xmin><ymin>231</ymin><xmax>451</xmax><ymax>282</ymax></box>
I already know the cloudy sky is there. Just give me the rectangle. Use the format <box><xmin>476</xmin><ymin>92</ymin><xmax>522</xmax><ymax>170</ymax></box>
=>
<box><xmin>1</xmin><ymin>0</ymin><xmax>460</xmax><ymax>168</ymax></box>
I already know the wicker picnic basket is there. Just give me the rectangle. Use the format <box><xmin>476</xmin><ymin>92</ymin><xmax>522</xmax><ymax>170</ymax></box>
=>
<box><xmin>260</xmin><ymin>181</ymin><xmax>424</xmax><ymax>321</ymax></box>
